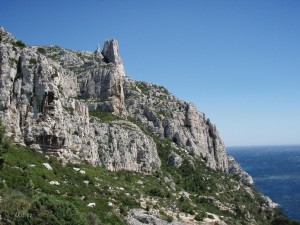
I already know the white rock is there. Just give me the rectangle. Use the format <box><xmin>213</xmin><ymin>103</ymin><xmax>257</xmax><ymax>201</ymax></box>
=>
<box><xmin>83</xmin><ymin>180</ymin><xmax>89</xmax><ymax>185</ymax></box>
<box><xmin>49</xmin><ymin>181</ymin><xmax>60</xmax><ymax>186</ymax></box>
<box><xmin>79</xmin><ymin>170</ymin><xmax>86</xmax><ymax>174</ymax></box>
<box><xmin>102</xmin><ymin>39</ymin><xmax>126</xmax><ymax>77</ymax></box>
<box><xmin>136</xmin><ymin>180</ymin><xmax>143</xmax><ymax>185</ymax></box>
<box><xmin>179</xmin><ymin>191</ymin><xmax>190</xmax><ymax>199</ymax></box>
<box><xmin>263</xmin><ymin>195</ymin><xmax>279</xmax><ymax>208</ymax></box>
<box><xmin>87</xmin><ymin>203</ymin><xmax>96</xmax><ymax>208</ymax></box>
<box><xmin>140</xmin><ymin>201</ymin><xmax>147</xmax><ymax>208</ymax></box>
<box><xmin>43</xmin><ymin>163</ymin><xmax>53</xmax><ymax>171</ymax></box>
<box><xmin>73</xmin><ymin>167</ymin><xmax>80</xmax><ymax>172</ymax></box>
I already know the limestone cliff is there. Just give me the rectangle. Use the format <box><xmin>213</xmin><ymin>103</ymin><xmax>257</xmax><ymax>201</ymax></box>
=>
<box><xmin>123</xmin><ymin>79</ymin><xmax>228</xmax><ymax>171</ymax></box>
<box><xmin>1</xmin><ymin>27</ymin><xmax>286</xmax><ymax>225</ymax></box>
<box><xmin>0</xmin><ymin>27</ymin><xmax>233</xmax><ymax>174</ymax></box>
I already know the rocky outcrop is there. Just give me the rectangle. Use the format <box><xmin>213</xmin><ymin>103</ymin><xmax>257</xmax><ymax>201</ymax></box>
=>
<box><xmin>102</xmin><ymin>39</ymin><xmax>126</xmax><ymax>77</ymax></box>
<box><xmin>78</xmin><ymin>65</ymin><xmax>127</xmax><ymax>116</ymax></box>
<box><xmin>85</xmin><ymin>120</ymin><xmax>161</xmax><ymax>173</ymax></box>
<box><xmin>227</xmin><ymin>155</ymin><xmax>254</xmax><ymax>185</ymax></box>
<box><xmin>123</xmin><ymin>79</ymin><xmax>229</xmax><ymax>171</ymax></box>
<box><xmin>0</xmin><ymin>27</ymin><xmax>241</xmax><ymax>174</ymax></box>
<box><xmin>168</xmin><ymin>151</ymin><xmax>183</xmax><ymax>167</ymax></box>
<box><xmin>0</xmin><ymin>27</ymin><xmax>156</xmax><ymax>172</ymax></box>
<box><xmin>126</xmin><ymin>209</ymin><xmax>183</xmax><ymax>225</ymax></box>
<box><xmin>94</xmin><ymin>44</ymin><xmax>102</xmax><ymax>58</ymax></box>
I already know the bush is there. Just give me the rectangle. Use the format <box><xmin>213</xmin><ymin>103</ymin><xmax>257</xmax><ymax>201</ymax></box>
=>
<box><xmin>16</xmin><ymin>196</ymin><xmax>86</xmax><ymax>225</ymax></box>
<box><xmin>85</xmin><ymin>212</ymin><xmax>102</xmax><ymax>225</ymax></box>
<box><xmin>29</xmin><ymin>58</ymin><xmax>37</xmax><ymax>65</ymax></box>
<box><xmin>13</xmin><ymin>41</ymin><xmax>26</xmax><ymax>48</ymax></box>
<box><xmin>178</xmin><ymin>197</ymin><xmax>194</xmax><ymax>215</ymax></box>
<box><xmin>119</xmin><ymin>205</ymin><xmax>127</xmax><ymax>216</ymax></box>
<box><xmin>37</xmin><ymin>47</ymin><xmax>46</xmax><ymax>54</ymax></box>
<box><xmin>207</xmin><ymin>214</ymin><xmax>214</xmax><ymax>219</ymax></box>
<box><xmin>147</xmin><ymin>188</ymin><xmax>165</xmax><ymax>198</ymax></box>
<box><xmin>117</xmin><ymin>194</ymin><xmax>139</xmax><ymax>208</ymax></box>
<box><xmin>195</xmin><ymin>211</ymin><xmax>206</xmax><ymax>221</ymax></box>
<box><xmin>178</xmin><ymin>159</ymin><xmax>206</xmax><ymax>194</ymax></box>
<box><xmin>0</xmin><ymin>191</ymin><xmax>31</xmax><ymax>223</ymax></box>
<box><xmin>159</xmin><ymin>210</ymin><xmax>173</xmax><ymax>222</ymax></box>
<box><xmin>0</xmin><ymin>118</ymin><xmax>12</xmax><ymax>169</ymax></box>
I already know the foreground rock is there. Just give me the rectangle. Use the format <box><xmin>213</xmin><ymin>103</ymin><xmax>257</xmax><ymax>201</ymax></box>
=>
<box><xmin>126</xmin><ymin>209</ymin><xmax>183</xmax><ymax>225</ymax></box>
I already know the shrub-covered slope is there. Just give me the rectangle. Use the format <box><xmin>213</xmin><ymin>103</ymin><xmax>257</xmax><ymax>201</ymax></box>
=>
<box><xmin>1</xmin><ymin>121</ymin><xmax>298</xmax><ymax>225</ymax></box>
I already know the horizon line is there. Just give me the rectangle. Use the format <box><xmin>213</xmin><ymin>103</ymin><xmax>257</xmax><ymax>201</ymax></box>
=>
<box><xmin>227</xmin><ymin>144</ymin><xmax>300</xmax><ymax>148</ymax></box>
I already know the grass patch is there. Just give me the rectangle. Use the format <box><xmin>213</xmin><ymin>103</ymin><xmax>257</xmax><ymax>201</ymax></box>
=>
<box><xmin>89</xmin><ymin>110</ymin><xmax>120</xmax><ymax>122</ymax></box>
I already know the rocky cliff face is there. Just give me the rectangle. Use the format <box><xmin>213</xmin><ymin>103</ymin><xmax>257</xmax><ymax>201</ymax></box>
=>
<box><xmin>0</xmin><ymin>27</ymin><xmax>233</xmax><ymax>174</ymax></box>
<box><xmin>123</xmin><ymin>79</ymin><xmax>228</xmax><ymax>171</ymax></box>
<box><xmin>1</xmin><ymin>27</ymin><xmax>284</xmax><ymax>225</ymax></box>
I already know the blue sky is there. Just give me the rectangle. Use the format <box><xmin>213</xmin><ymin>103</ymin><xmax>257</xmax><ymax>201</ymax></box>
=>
<box><xmin>1</xmin><ymin>0</ymin><xmax>299</xmax><ymax>146</ymax></box>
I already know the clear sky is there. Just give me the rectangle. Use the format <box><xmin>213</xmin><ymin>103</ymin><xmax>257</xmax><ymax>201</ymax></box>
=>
<box><xmin>1</xmin><ymin>0</ymin><xmax>299</xmax><ymax>146</ymax></box>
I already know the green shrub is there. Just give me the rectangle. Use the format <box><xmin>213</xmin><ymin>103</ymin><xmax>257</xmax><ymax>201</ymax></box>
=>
<box><xmin>17</xmin><ymin>196</ymin><xmax>86</xmax><ymax>225</ymax></box>
<box><xmin>29</xmin><ymin>58</ymin><xmax>37</xmax><ymax>65</ymax></box>
<box><xmin>9</xmin><ymin>58</ymin><xmax>18</xmax><ymax>67</ymax></box>
<box><xmin>207</xmin><ymin>214</ymin><xmax>214</xmax><ymax>219</ymax></box>
<box><xmin>85</xmin><ymin>212</ymin><xmax>102</xmax><ymax>225</ymax></box>
<box><xmin>119</xmin><ymin>205</ymin><xmax>127</xmax><ymax>216</ymax></box>
<box><xmin>195</xmin><ymin>211</ymin><xmax>206</xmax><ymax>221</ymax></box>
<box><xmin>0</xmin><ymin>118</ymin><xmax>12</xmax><ymax>169</ymax></box>
<box><xmin>37</xmin><ymin>47</ymin><xmax>46</xmax><ymax>54</ymax></box>
<box><xmin>0</xmin><ymin>190</ymin><xmax>31</xmax><ymax>223</ymax></box>
<box><xmin>136</xmin><ymin>82</ymin><xmax>150</xmax><ymax>94</ymax></box>
<box><xmin>13</xmin><ymin>40</ymin><xmax>26</xmax><ymax>48</ymax></box>
<box><xmin>117</xmin><ymin>194</ymin><xmax>139</xmax><ymax>208</ymax></box>
<box><xmin>147</xmin><ymin>188</ymin><xmax>165</xmax><ymax>198</ymax></box>
<box><xmin>101</xmin><ymin>214</ymin><xmax>126</xmax><ymax>225</ymax></box>
<box><xmin>63</xmin><ymin>107</ymin><xmax>74</xmax><ymax>115</ymax></box>
<box><xmin>159</xmin><ymin>209</ymin><xmax>173</xmax><ymax>222</ymax></box>
<box><xmin>178</xmin><ymin>197</ymin><xmax>194</xmax><ymax>215</ymax></box>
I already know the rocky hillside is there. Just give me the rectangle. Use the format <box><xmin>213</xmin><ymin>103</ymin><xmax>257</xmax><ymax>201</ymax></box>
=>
<box><xmin>0</xmin><ymin>26</ymin><xmax>228</xmax><ymax>173</ymax></box>
<box><xmin>0</xmin><ymin>27</ymin><xmax>295</xmax><ymax>225</ymax></box>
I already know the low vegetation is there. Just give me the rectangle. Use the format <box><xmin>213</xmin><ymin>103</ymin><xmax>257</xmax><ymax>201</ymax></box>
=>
<box><xmin>89</xmin><ymin>110</ymin><xmax>121</xmax><ymax>122</ymax></box>
<box><xmin>12</xmin><ymin>40</ymin><xmax>26</xmax><ymax>49</ymax></box>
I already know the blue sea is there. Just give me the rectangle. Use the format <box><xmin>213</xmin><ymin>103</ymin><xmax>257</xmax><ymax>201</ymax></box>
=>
<box><xmin>227</xmin><ymin>145</ymin><xmax>300</xmax><ymax>221</ymax></box>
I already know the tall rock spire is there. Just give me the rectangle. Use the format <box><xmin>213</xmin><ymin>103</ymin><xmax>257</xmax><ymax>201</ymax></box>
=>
<box><xmin>95</xmin><ymin>44</ymin><xmax>101</xmax><ymax>54</ymax></box>
<box><xmin>102</xmin><ymin>39</ymin><xmax>126</xmax><ymax>76</ymax></box>
<box><xmin>94</xmin><ymin>43</ymin><xmax>103</xmax><ymax>59</ymax></box>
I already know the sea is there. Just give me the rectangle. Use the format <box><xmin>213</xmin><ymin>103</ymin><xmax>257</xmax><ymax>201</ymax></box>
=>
<box><xmin>227</xmin><ymin>145</ymin><xmax>300</xmax><ymax>221</ymax></box>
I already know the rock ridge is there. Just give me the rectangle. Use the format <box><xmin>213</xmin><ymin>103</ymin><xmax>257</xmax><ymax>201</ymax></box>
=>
<box><xmin>0</xmin><ymin>26</ymin><xmax>237</xmax><ymax>174</ymax></box>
